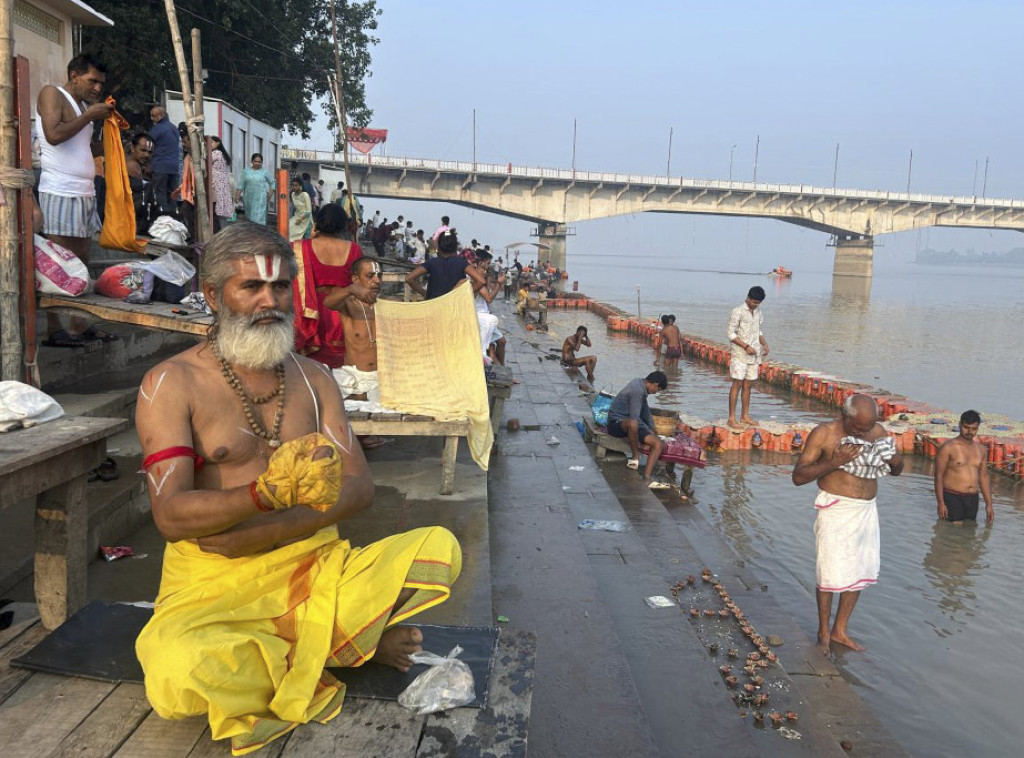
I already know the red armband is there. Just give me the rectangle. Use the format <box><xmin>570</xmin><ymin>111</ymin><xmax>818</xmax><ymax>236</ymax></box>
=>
<box><xmin>141</xmin><ymin>446</ymin><xmax>204</xmax><ymax>471</ymax></box>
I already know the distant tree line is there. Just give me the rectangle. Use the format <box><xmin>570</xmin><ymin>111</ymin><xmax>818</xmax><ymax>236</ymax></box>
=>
<box><xmin>81</xmin><ymin>0</ymin><xmax>380</xmax><ymax>137</ymax></box>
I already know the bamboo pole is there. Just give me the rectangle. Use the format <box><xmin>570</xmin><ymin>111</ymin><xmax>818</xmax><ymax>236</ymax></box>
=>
<box><xmin>191</xmin><ymin>28</ymin><xmax>213</xmax><ymax>240</ymax></box>
<box><xmin>162</xmin><ymin>1</ymin><xmax>210</xmax><ymax>244</ymax></box>
<box><xmin>328</xmin><ymin>2</ymin><xmax>357</xmax><ymax>225</ymax></box>
<box><xmin>0</xmin><ymin>0</ymin><xmax>22</xmax><ymax>381</ymax></box>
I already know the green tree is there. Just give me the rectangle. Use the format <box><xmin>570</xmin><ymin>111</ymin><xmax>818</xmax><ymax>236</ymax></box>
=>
<box><xmin>81</xmin><ymin>0</ymin><xmax>380</xmax><ymax>136</ymax></box>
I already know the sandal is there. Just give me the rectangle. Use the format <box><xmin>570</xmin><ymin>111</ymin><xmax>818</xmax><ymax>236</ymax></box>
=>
<box><xmin>44</xmin><ymin>329</ymin><xmax>84</xmax><ymax>348</ymax></box>
<box><xmin>359</xmin><ymin>436</ymin><xmax>393</xmax><ymax>450</ymax></box>
<box><xmin>81</xmin><ymin>326</ymin><xmax>120</xmax><ymax>343</ymax></box>
<box><xmin>91</xmin><ymin>457</ymin><xmax>120</xmax><ymax>482</ymax></box>
<box><xmin>626</xmin><ymin>458</ymin><xmax>640</xmax><ymax>470</ymax></box>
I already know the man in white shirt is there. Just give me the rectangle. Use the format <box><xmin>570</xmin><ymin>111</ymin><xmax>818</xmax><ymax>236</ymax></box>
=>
<box><xmin>726</xmin><ymin>286</ymin><xmax>769</xmax><ymax>429</ymax></box>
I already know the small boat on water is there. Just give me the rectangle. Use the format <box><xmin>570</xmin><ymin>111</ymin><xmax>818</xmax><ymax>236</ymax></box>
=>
<box><xmin>768</xmin><ymin>266</ymin><xmax>792</xmax><ymax>278</ymax></box>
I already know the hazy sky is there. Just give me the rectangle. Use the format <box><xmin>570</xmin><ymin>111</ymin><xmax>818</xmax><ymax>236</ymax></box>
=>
<box><xmin>294</xmin><ymin>1</ymin><xmax>1024</xmax><ymax>268</ymax></box>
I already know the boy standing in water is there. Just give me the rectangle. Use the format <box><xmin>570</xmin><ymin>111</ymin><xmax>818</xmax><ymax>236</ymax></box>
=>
<box><xmin>727</xmin><ymin>286</ymin><xmax>769</xmax><ymax>429</ymax></box>
<box><xmin>934</xmin><ymin>410</ymin><xmax>994</xmax><ymax>524</ymax></box>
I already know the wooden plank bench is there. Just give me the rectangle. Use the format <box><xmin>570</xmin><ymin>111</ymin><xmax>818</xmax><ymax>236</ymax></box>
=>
<box><xmin>0</xmin><ymin>606</ymin><xmax>536</xmax><ymax>758</ymax></box>
<box><xmin>39</xmin><ymin>292</ymin><xmax>213</xmax><ymax>337</ymax></box>
<box><xmin>485</xmin><ymin>365</ymin><xmax>514</xmax><ymax>435</ymax></box>
<box><xmin>348</xmin><ymin>413</ymin><xmax>471</xmax><ymax>496</ymax></box>
<box><xmin>0</xmin><ymin>416</ymin><xmax>128</xmax><ymax>629</ymax></box>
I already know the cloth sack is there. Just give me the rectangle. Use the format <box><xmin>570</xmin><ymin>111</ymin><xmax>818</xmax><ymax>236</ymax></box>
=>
<box><xmin>95</xmin><ymin>263</ymin><xmax>146</xmax><ymax>299</ymax></box>
<box><xmin>0</xmin><ymin>381</ymin><xmax>64</xmax><ymax>432</ymax></box>
<box><xmin>34</xmin><ymin>234</ymin><xmax>89</xmax><ymax>296</ymax></box>
<box><xmin>148</xmin><ymin>216</ymin><xmax>189</xmax><ymax>246</ymax></box>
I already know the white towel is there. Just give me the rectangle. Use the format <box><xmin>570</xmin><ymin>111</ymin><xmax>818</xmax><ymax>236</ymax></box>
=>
<box><xmin>813</xmin><ymin>489</ymin><xmax>879</xmax><ymax>593</ymax></box>
<box><xmin>837</xmin><ymin>435</ymin><xmax>897</xmax><ymax>479</ymax></box>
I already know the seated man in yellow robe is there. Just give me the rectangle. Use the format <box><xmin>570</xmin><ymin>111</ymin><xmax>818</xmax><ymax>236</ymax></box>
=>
<box><xmin>134</xmin><ymin>222</ymin><xmax>461</xmax><ymax>756</ymax></box>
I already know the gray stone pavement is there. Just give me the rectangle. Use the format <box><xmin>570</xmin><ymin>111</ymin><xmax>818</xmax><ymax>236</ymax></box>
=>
<box><xmin>488</xmin><ymin>297</ymin><xmax>907</xmax><ymax>758</ymax></box>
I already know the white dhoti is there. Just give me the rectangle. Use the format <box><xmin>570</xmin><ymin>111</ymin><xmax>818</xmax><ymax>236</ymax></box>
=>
<box><xmin>476</xmin><ymin>312</ymin><xmax>499</xmax><ymax>356</ymax></box>
<box><xmin>332</xmin><ymin>365</ymin><xmax>380</xmax><ymax>403</ymax></box>
<box><xmin>813</xmin><ymin>489</ymin><xmax>879</xmax><ymax>593</ymax></box>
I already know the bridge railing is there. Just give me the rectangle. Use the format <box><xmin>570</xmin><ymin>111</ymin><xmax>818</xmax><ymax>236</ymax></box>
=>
<box><xmin>281</xmin><ymin>149</ymin><xmax>1022</xmax><ymax>209</ymax></box>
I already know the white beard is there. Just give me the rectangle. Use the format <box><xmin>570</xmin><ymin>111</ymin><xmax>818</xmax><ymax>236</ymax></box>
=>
<box><xmin>215</xmin><ymin>305</ymin><xmax>294</xmax><ymax>370</ymax></box>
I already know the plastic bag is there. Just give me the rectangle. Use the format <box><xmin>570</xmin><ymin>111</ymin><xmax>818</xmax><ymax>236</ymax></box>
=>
<box><xmin>95</xmin><ymin>263</ymin><xmax>146</xmax><ymax>299</ymax></box>
<box><xmin>591</xmin><ymin>391</ymin><xmax>613</xmax><ymax>426</ymax></box>
<box><xmin>139</xmin><ymin>250</ymin><xmax>195</xmax><ymax>286</ymax></box>
<box><xmin>0</xmin><ymin>381</ymin><xmax>64</xmax><ymax>432</ymax></box>
<box><xmin>34</xmin><ymin>234</ymin><xmax>89</xmax><ymax>296</ymax></box>
<box><xmin>397</xmin><ymin>645</ymin><xmax>476</xmax><ymax>715</ymax></box>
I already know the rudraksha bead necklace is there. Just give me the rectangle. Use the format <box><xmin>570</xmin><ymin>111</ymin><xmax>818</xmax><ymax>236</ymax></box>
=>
<box><xmin>212</xmin><ymin>338</ymin><xmax>286</xmax><ymax>448</ymax></box>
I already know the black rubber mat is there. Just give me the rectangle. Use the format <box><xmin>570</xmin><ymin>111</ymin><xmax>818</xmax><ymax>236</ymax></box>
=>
<box><xmin>11</xmin><ymin>601</ymin><xmax>498</xmax><ymax>707</ymax></box>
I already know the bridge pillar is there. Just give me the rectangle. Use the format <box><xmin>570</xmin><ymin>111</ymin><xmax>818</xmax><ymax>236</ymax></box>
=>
<box><xmin>831</xmin><ymin>234</ymin><xmax>874</xmax><ymax>279</ymax></box>
<box><xmin>535</xmin><ymin>222</ymin><xmax>569</xmax><ymax>276</ymax></box>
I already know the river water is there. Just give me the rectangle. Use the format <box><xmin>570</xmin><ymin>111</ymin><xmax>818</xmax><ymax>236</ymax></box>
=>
<box><xmin>560</xmin><ymin>252</ymin><xmax>1024</xmax><ymax>420</ymax></box>
<box><xmin>537</xmin><ymin>271</ymin><xmax>1024</xmax><ymax>757</ymax></box>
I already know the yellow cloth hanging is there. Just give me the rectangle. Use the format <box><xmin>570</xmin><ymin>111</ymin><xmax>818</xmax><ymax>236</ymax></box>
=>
<box><xmin>99</xmin><ymin>112</ymin><xmax>147</xmax><ymax>253</ymax></box>
<box><xmin>137</xmin><ymin>525</ymin><xmax>461</xmax><ymax>755</ymax></box>
<box><xmin>375</xmin><ymin>282</ymin><xmax>494</xmax><ymax>469</ymax></box>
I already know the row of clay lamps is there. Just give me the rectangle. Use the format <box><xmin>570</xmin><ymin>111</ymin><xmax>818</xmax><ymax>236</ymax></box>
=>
<box><xmin>672</xmin><ymin>568</ymin><xmax>797</xmax><ymax>727</ymax></box>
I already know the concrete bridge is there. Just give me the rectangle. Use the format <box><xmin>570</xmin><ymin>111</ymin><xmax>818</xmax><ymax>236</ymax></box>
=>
<box><xmin>283</xmin><ymin>149</ymin><xmax>1024</xmax><ymax>279</ymax></box>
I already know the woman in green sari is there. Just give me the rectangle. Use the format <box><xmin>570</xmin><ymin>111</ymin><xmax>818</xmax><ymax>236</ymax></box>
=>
<box><xmin>237</xmin><ymin>153</ymin><xmax>274</xmax><ymax>225</ymax></box>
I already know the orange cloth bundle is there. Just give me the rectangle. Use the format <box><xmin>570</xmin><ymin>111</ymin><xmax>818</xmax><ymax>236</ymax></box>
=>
<box><xmin>99</xmin><ymin>104</ymin><xmax>147</xmax><ymax>253</ymax></box>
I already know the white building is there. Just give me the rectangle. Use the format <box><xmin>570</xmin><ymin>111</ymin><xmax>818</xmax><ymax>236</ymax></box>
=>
<box><xmin>165</xmin><ymin>91</ymin><xmax>282</xmax><ymax>184</ymax></box>
<box><xmin>12</xmin><ymin>0</ymin><xmax>113</xmax><ymax>101</ymax></box>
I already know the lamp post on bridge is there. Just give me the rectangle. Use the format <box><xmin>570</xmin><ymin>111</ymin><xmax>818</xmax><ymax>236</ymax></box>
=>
<box><xmin>753</xmin><ymin>134</ymin><xmax>760</xmax><ymax>183</ymax></box>
<box><xmin>906</xmin><ymin>149</ymin><xmax>913</xmax><ymax>194</ymax></box>
<box><xmin>666</xmin><ymin>126</ymin><xmax>673</xmax><ymax>177</ymax></box>
<box><xmin>729</xmin><ymin>144</ymin><xmax>736</xmax><ymax>182</ymax></box>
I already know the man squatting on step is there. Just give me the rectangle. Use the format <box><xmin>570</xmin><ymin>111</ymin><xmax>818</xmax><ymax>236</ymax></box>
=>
<box><xmin>133</xmin><ymin>223</ymin><xmax>461</xmax><ymax>755</ymax></box>
<box><xmin>792</xmin><ymin>394</ymin><xmax>903</xmax><ymax>653</ymax></box>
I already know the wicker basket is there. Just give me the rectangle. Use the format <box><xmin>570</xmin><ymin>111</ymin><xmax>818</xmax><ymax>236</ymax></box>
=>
<box><xmin>652</xmin><ymin>414</ymin><xmax>679</xmax><ymax>437</ymax></box>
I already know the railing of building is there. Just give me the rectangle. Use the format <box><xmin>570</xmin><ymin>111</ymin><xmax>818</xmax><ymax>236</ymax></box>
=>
<box><xmin>281</xmin><ymin>149</ymin><xmax>1024</xmax><ymax>210</ymax></box>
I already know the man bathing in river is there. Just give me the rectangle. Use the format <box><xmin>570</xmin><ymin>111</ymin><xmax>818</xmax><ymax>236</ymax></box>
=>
<box><xmin>661</xmin><ymin>314</ymin><xmax>682</xmax><ymax>368</ymax></box>
<box><xmin>792</xmin><ymin>394</ymin><xmax>903</xmax><ymax>653</ymax></box>
<box><xmin>134</xmin><ymin>223</ymin><xmax>460</xmax><ymax>754</ymax></box>
<box><xmin>562</xmin><ymin>325</ymin><xmax>597</xmax><ymax>382</ymax></box>
<box><xmin>935</xmin><ymin>409</ymin><xmax>993</xmax><ymax>524</ymax></box>
<box><xmin>727</xmin><ymin>286</ymin><xmax>769</xmax><ymax>429</ymax></box>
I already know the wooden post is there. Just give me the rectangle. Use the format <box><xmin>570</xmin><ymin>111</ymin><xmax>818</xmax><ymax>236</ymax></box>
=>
<box><xmin>192</xmin><ymin>29</ymin><xmax>214</xmax><ymax>238</ymax></box>
<box><xmin>162</xmin><ymin>1</ymin><xmax>210</xmax><ymax>244</ymax></box>
<box><xmin>0</xmin><ymin>0</ymin><xmax>22</xmax><ymax>381</ymax></box>
<box><xmin>14</xmin><ymin>56</ymin><xmax>37</xmax><ymax>386</ymax></box>
<box><xmin>328</xmin><ymin>2</ymin><xmax>358</xmax><ymax>225</ymax></box>
<box><xmin>276</xmin><ymin>168</ymin><xmax>289</xmax><ymax>239</ymax></box>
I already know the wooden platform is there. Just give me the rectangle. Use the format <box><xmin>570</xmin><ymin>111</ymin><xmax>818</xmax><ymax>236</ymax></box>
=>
<box><xmin>39</xmin><ymin>293</ymin><xmax>212</xmax><ymax>337</ymax></box>
<box><xmin>349</xmin><ymin>414</ymin><xmax>471</xmax><ymax>496</ymax></box>
<box><xmin>0</xmin><ymin>603</ymin><xmax>535</xmax><ymax>757</ymax></box>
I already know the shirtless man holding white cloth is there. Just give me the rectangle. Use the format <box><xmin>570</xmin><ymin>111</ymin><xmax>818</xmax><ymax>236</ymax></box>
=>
<box><xmin>792</xmin><ymin>394</ymin><xmax>903</xmax><ymax>654</ymax></box>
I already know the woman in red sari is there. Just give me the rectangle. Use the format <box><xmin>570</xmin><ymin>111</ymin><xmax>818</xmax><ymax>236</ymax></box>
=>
<box><xmin>292</xmin><ymin>204</ymin><xmax>374</xmax><ymax>368</ymax></box>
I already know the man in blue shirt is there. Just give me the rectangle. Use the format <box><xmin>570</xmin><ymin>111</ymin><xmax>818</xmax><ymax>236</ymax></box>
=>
<box><xmin>608</xmin><ymin>371</ymin><xmax>667</xmax><ymax>485</ymax></box>
<box><xmin>148</xmin><ymin>105</ymin><xmax>180</xmax><ymax>214</ymax></box>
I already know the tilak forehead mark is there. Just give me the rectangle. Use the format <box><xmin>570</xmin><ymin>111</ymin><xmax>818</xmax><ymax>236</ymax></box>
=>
<box><xmin>252</xmin><ymin>253</ymin><xmax>284</xmax><ymax>281</ymax></box>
